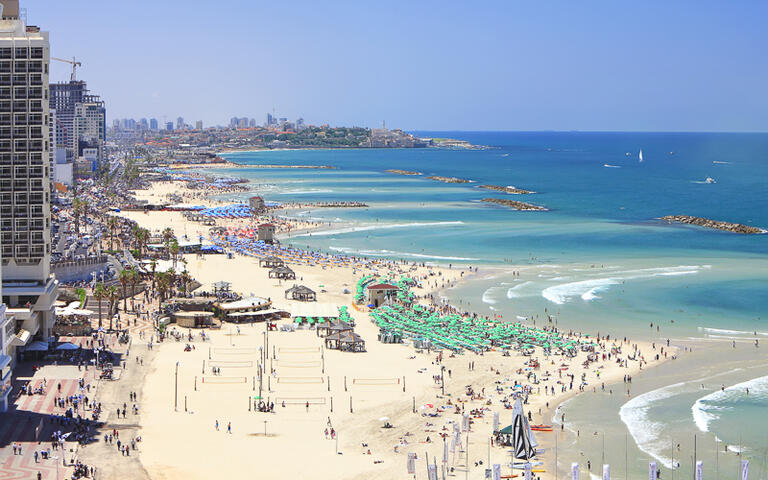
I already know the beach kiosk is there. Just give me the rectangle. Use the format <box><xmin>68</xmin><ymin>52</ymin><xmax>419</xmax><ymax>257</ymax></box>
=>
<box><xmin>316</xmin><ymin>319</ymin><xmax>353</xmax><ymax>338</ymax></box>
<box><xmin>173</xmin><ymin>311</ymin><xmax>215</xmax><ymax>328</ymax></box>
<box><xmin>212</xmin><ymin>281</ymin><xmax>231</xmax><ymax>297</ymax></box>
<box><xmin>269</xmin><ymin>265</ymin><xmax>296</xmax><ymax>280</ymax></box>
<box><xmin>325</xmin><ymin>331</ymin><xmax>366</xmax><ymax>352</ymax></box>
<box><xmin>249</xmin><ymin>196</ymin><xmax>266</xmax><ymax>215</ymax></box>
<box><xmin>257</xmin><ymin>223</ymin><xmax>276</xmax><ymax>244</ymax></box>
<box><xmin>366</xmin><ymin>283</ymin><xmax>399</xmax><ymax>308</ymax></box>
<box><xmin>285</xmin><ymin>285</ymin><xmax>316</xmax><ymax>302</ymax></box>
<box><xmin>259</xmin><ymin>256</ymin><xmax>284</xmax><ymax>268</ymax></box>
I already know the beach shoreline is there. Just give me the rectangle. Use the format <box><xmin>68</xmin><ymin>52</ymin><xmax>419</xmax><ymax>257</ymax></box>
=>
<box><xmin>113</xmin><ymin>176</ymin><xmax>674</xmax><ymax>480</ymax></box>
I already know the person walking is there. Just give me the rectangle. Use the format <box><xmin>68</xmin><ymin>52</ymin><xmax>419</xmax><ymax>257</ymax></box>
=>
<box><xmin>215</xmin><ymin>420</ymin><xmax>219</xmax><ymax>431</ymax></box>
<box><xmin>227</xmin><ymin>422</ymin><xmax>232</xmax><ymax>434</ymax></box>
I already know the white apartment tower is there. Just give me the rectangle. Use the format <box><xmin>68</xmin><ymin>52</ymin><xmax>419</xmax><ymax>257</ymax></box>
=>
<box><xmin>0</xmin><ymin>0</ymin><xmax>58</xmax><ymax>395</ymax></box>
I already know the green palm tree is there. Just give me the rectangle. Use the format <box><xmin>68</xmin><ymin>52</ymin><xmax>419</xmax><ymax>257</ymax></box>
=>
<box><xmin>107</xmin><ymin>216</ymin><xmax>118</xmax><ymax>252</ymax></box>
<box><xmin>93</xmin><ymin>283</ymin><xmax>106</xmax><ymax>328</ymax></box>
<box><xmin>118</xmin><ymin>269</ymin><xmax>132</xmax><ymax>312</ymax></box>
<box><xmin>107</xmin><ymin>285</ymin><xmax>118</xmax><ymax>331</ymax></box>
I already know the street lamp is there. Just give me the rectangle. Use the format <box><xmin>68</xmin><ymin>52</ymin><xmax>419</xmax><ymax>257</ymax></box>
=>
<box><xmin>441</xmin><ymin>365</ymin><xmax>446</xmax><ymax>395</ymax></box>
<box><xmin>175</xmin><ymin>361</ymin><xmax>179</xmax><ymax>411</ymax></box>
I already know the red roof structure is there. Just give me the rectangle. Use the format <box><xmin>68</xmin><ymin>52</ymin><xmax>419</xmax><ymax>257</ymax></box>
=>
<box><xmin>367</xmin><ymin>283</ymin><xmax>399</xmax><ymax>291</ymax></box>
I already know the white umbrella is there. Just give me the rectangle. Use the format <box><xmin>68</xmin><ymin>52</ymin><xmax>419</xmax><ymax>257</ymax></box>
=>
<box><xmin>379</xmin><ymin>416</ymin><xmax>390</xmax><ymax>422</ymax></box>
<box><xmin>56</xmin><ymin>343</ymin><xmax>79</xmax><ymax>351</ymax></box>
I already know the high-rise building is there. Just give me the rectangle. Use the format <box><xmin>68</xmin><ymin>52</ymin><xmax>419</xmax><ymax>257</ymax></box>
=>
<box><xmin>72</xmin><ymin>101</ymin><xmax>105</xmax><ymax>170</ymax></box>
<box><xmin>265</xmin><ymin>113</ymin><xmax>274</xmax><ymax>127</ymax></box>
<box><xmin>195</xmin><ymin>120</ymin><xmax>203</xmax><ymax>130</ymax></box>
<box><xmin>49</xmin><ymin>80</ymin><xmax>103</xmax><ymax>162</ymax></box>
<box><xmin>149</xmin><ymin>118</ymin><xmax>158</xmax><ymax>130</ymax></box>
<box><xmin>166</xmin><ymin>121</ymin><xmax>173</xmax><ymax>131</ymax></box>
<box><xmin>176</xmin><ymin>116</ymin><xmax>183</xmax><ymax>130</ymax></box>
<box><xmin>139</xmin><ymin>118</ymin><xmax>148</xmax><ymax>130</ymax></box>
<box><xmin>0</xmin><ymin>0</ymin><xmax>59</xmax><ymax>411</ymax></box>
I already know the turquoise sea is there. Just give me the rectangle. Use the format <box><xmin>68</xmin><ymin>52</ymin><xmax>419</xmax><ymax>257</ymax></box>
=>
<box><xmin>214</xmin><ymin>132</ymin><xmax>768</xmax><ymax>477</ymax></box>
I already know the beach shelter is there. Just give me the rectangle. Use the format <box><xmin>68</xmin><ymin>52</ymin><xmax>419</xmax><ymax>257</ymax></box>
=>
<box><xmin>25</xmin><ymin>341</ymin><xmax>49</xmax><ymax>352</ymax></box>
<box><xmin>56</xmin><ymin>342</ymin><xmax>79</xmax><ymax>351</ymax></box>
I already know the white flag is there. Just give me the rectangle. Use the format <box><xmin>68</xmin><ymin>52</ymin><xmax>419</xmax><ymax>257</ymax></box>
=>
<box><xmin>695</xmin><ymin>461</ymin><xmax>703</xmax><ymax>480</ymax></box>
<box><xmin>525</xmin><ymin>463</ymin><xmax>533</xmax><ymax>480</ymax></box>
<box><xmin>407</xmin><ymin>453</ymin><xmax>416</xmax><ymax>474</ymax></box>
<box><xmin>741</xmin><ymin>460</ymin><xmax>749</xmax><ymax>480</ymax></box>
<box><xmin>572</xmin><ymin>462</ymin><xmax>580</xmax><ymax>480</ymax></box>
<box><xmin>428</xmin><ymin>463</ymin><xmax>438</xmax><ymax>480</ymax></box>
<box><xmin>603</xmin><ymin>464</ymin><xmax>610</xmax><ymax>480</ymax></box>
<box><xmin>493</xmin><ymin>411</ymin><xmax>500</xmax><ymax>433</ymax></box>
<box><xmin>649</xmin><ymin>462</ymin><xmax>658</xmax><ymax>480</ymax></box>
<box><xmin>493</xmin><ymin>464</ymin><xmax>502</xmax><ymax>480</ymax></box>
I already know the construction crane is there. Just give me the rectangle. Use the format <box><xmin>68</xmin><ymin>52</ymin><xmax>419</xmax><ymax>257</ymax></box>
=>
<box><xmin>51</xmin><ymin>56</ymin><xmax>81</xmax><ymax>82</ymax></box>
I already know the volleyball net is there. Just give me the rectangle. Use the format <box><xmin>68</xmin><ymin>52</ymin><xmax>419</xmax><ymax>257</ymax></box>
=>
<box><xmin>213</xmin><ymin>347</ymin><xmax>259</xmax><ymax>355</ymax></box>
<box><xmin>276</xmin><ymin>376</ymin><xmax>325</xmax><ymax>384</ymax></box>
<box><xmin>200</xmin><ymin>376</ymin><xmax>248</xmax><ymax>384</ymax></box>
<box><xmin>274</xmin><ymin>360</ymin><xmax>322</xmax><ymax>368</ymax></box>
<box><xmin>278</xmin><ymin>346</ymin><xmax>321</xmax><ymax>354</ymax></box>
<box><xmin>274</xmin><ymin>397</ymin><xmax>327</xmax><ymax>405</ymax></box>
<box><xmin>352</xmin><ymin>378</ymin><xmax>401</xmax><ymax>386</ymax></box>
<box><xmin>208</xmin><ymin>360</ymin><xmax>254</xmax><ymax>368</ymax></box>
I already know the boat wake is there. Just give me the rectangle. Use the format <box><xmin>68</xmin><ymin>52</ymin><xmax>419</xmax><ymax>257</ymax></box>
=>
<box><xmin>603</xmin><ymin>164</ymin><xmax>621</xmax><ymax>168</ymax></box>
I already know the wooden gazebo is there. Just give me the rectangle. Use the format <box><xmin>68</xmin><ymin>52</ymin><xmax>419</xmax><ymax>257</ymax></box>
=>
<box><xmin>269</xmin><ymin>265</ymin><xmax>296</xmax><ymax>280</ymax></box>
<box><xmin>259</xmin><ymin>256</ymin><xmax>284</xmax><ymax>268</ymax></box>
<box><xmin>316</xmin><ymin>319</ymin><xmax>353</xmax><ymax>337</ymax></box>
<box><xmin>325</xmin><ymin>331</ymin><xmax>366</xmax><ymax>352</ymax></box>
<box><xmin>285</xmin><ymin>285</ymin><xmax>316</xmax><ymax>302</ymax></box>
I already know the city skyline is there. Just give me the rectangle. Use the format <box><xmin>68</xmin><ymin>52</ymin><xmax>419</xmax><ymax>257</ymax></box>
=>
<box><xmin>28</xmin><ymin>0</ymin><xmax>768</xmax><ymax>132</ymax></box>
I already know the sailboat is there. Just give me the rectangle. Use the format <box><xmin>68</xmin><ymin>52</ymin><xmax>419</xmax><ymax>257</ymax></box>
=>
<box><xmin>638</xmin><ymin>149</ymin><xmax>644</xmax><ymax>163</ymax></box>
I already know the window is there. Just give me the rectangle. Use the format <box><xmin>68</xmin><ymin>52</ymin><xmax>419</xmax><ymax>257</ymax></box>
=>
<box><xmin>14</xmin><ymin>47</ymin><xmax>28</xmax><ymax>59</ymax></box>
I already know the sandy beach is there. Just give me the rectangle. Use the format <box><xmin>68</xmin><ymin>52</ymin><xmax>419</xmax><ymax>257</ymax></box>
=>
<box><xmin>108</xmin><ymin>179</ymin><xmax>671</xmax><ymax>480</ymax></box>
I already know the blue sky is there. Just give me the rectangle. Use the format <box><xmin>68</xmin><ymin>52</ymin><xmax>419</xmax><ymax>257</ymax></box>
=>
<box><xmin>32</xmin><ymin>0</ymin><xmax>768</xmax><ymax>131</ymax></box>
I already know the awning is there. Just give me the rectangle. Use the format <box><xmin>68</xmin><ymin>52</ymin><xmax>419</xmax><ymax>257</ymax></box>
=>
<box><xmin>227</xmin><ymin>308</ymin><xmax>285</xmax><ymax>318</ymax></box>
<box><xmin>10</xmin><ymin>329</ymin><xmax>31</xmax><ymax>347</ymax></box>
<box><xmin>25</xmin><ymin>340</ymin><xmax>49</xmax><ymax>352</ymax></box>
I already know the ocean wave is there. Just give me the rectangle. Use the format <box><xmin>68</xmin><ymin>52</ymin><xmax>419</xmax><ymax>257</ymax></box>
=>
<box><xmin>603</xmin><ymin>164</ymin><xmax>621</xmax><ymax>168</ymax></box>
<box><xmin>295</xmin><ymin>221</ymin><xmax>465</xmax><ymax>237</ymax></box>
<box><xmin>541</xmin><ymin>265</ymin><xmax>702</xmax><ymax>305</ymax></box>
<box><xmin>327</xmin><ymin>245</ymin><xmax>478</xmax><ymax>261</ymax></box>
<box><xmin>279</xmin><ymin>189</ymin><xmax>334</xmax><ymax>195</ymax></box>
<box><xmin>507</xmin><ymin>281</ymin><xmax>533</xmax><ymax>299</ymax></box>
<box><xmin>482</xmin><ymin>288</ymin><xmax>498</xmax><ymax>305</ymax></box>
<box><xmin>619</xmin><ymin>382</ymin><xmax>687</xmax><ymax>468</ymax></box>
<box><xmin>691</xmin><ymin>375</ymin><xmax>768</xmax><ymax>434</ymax></box>
<box><xmin>713</xmin><ymin>161</ymin><xmax>731</xmax><ymax>164</ymax></box>
<box><xmin>698</xmin><ymin>327</ymin><xmax>768</xmax><ymax>337</ymax></box>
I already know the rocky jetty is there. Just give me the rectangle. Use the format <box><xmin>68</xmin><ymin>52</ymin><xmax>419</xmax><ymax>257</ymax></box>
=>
<box><xmin>386</xmin><ymin>169</ymin><xmax>422</xmax><ymax>176</ymax></box>
<box><xmin>479</xmin><ymin>184</ymin><xmax>534</xmax><ymax>194</ymax></box>
<box><xmin>481</xmin><ymin>198</ymin><xmax>548</xmax><ymax>211</ymax></box>
<box><xmin>660</xmin><ymin>215</ymin><xmax>764</xmax><ymax>234</ymax></box>
<box><xmin>427</xmin><ymin>176</ymin><xmax>472</xmax><ymax>184</ymax></box>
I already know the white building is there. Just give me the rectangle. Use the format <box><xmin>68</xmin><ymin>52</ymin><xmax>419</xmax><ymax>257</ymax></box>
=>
<box><xmin>0</xmin><ymin>0</ymin><xmax>59</xmax><ymax>400</ymax></box>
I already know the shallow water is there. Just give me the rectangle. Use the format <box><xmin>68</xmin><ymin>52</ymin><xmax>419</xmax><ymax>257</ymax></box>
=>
<box><xmin>213</xmin><ymin>132</ymin><xmax>768</xmax><ymax>471</ymax></box>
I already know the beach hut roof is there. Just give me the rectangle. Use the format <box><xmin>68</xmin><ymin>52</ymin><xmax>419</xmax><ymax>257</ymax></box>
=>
<box><xmin>367</xmin><ymin>283</ymin><xmax>399</xmax><ymax>291</ymax></box>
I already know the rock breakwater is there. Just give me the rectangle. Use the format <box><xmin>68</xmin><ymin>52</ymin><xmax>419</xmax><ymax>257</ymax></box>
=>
<box><xmin>479</xmin><ymin>184</ymin><xmax>534</xmax><ymax>194</ymax></box>
<box><xmin>660</xmin><ymin>215</ymin><xmax>764</xmax><ymax>234</ymax></box>
<box><xmin>481</xmin><ymin>198</ymin><xmax>548</xmax><ymax>211</ymax></box>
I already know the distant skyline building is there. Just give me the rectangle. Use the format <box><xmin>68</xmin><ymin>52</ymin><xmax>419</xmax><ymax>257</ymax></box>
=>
<box><xmin>166</xmin><ymin>121</ymin><xmax>173</xmax><ymax>131</ymax></box>
<box><xmin>195</xmin><ymin>120</ymin><xmax>203</xmax><ymax>130</ymax></box>
<box><xmin>176</xmin><ymin>116</ymin><xmax>183</xmax><ymax>130</ymax></box>
<box><xmin>149</xmin><ymin>117</ymin><xmax>158</xmax><ymax>130</ymax></box>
